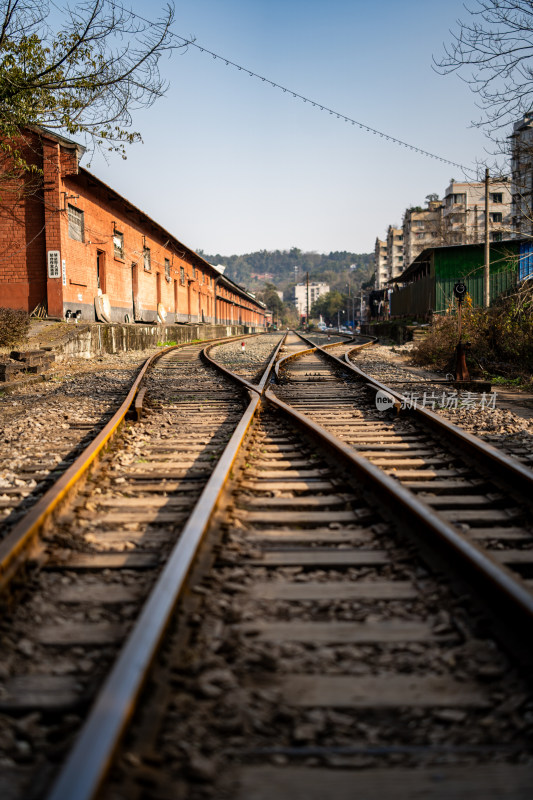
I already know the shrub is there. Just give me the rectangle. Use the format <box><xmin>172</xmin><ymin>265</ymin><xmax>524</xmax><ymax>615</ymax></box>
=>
<box><xmin>0</xmin><ymin>307</ymin><xmax>30</xmax><ymax>347</ymax></box>
<box><xmin>411</xmin><ymin>282</ymin><xmax>533</xmax><ymax>384</ymax></box>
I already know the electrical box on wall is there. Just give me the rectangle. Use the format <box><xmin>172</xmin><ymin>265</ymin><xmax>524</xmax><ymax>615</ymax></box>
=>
<box><xmin>47</xmin><ymin>251</ymin><xmax>61</xmax><ymax>278</ymax></box>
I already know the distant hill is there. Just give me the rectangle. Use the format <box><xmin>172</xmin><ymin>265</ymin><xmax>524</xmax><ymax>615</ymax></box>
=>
<box><xmin>197</xmin><ymin>248</ymin><xmax>373</xmax><ymax>294</ymax></box>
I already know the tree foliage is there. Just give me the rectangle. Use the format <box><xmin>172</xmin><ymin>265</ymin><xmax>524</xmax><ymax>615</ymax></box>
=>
<box><xmin>0</xmin><ymin>0</ymin><xmax>179</xmax><ymax>162</ymax></box>
<box><xmin>199</xmin><ymin>248</ymin><xmax>373</xmax><ymax>292</ymax></box>
<box><xmin>255</xmin><ymin>283</ymin><xmax>284</xmax><ymax>315</ymax></box>
<box><xmin>254</xmin><ymin>282</ymin><xmax>298</xmax><ymax>327</ymax></box>
<box><xmin>435</xmin><ymin>0</ymin><xmax>533</xmax><ymax>133</ymax></box>
<box><xmin>310</xmin><ymin>290</ymin><xmax>347</xmax><ymax>325</ymax></box>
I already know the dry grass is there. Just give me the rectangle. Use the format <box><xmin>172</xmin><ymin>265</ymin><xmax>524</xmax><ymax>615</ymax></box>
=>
<box><xmin>411</xmin><ymin>282</ymin><xmax>533</xmax><ymax>386</ymax></box>
<box><xmin>0</xmin><ymin>307</ymin><xmax>30</xmax><ymax>349</ymax></box>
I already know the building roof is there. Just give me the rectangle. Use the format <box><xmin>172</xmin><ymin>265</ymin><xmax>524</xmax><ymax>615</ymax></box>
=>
<box><xmin>31</xmin><ymin>125</ymin><xmax>87</xmax><ymax>157</ymax></box>
<box><xmin>69</xmin><ymin>167</ymin><xmax>262</xmax><ymax>308</ymax></box>
<box><xmin>26</xmin><ymin>126</ymin><xmax>262</xmax><ymax>310</ymax></box>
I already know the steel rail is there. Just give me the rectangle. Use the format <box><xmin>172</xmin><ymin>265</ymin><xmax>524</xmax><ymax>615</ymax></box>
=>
<box><xmin>0</xmin><ymin>345</ymin><xmax>168</xmax><ymax>591</ymax></box>
<box><xmin>47</xmin><ymin>388</ymin><xmax>261</xmax><ymax>800</ymax></box>
<box><xmin>45</xmin><ymin>331</ymin><xmax>533</xmax><ymax>799</ymax></box>
<box><xmin>274</xmin><ymin>338</ymin><xmax>317</xmax><ymax>380</ymax></box>
<box><xmin>46</xmin><ymin>336</ymin><xmax>284</xmax><ymax>800</ymax></box>
<box><xmin>263</xmin><ymin>389</ymin><xmax>533</xmax><ymax>625</ymax></box>
<box><xmin>201</xmin><ymin>332</ymin><xmax>286</xmax><ymax>395</ymax></box>
<box><xmin>272</xmin><ymin>332</ymin><xmax>374</xmax><ymax>381</ymax></box>
<box><xmin>0</xmin><ymin>333</ymin><xmax>255</xmax><ymax>592</ymax></box>
<box><xmin>302</xmin><ymin>334</ymin><xmax>533</xmax><ymax>496</ymax></box>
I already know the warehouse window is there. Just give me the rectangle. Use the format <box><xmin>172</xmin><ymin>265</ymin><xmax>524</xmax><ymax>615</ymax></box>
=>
<box><xmin>113</xmin><ymin>231</ymin><xmax>124</xmax><ymax>259</ymax></box>
<box><xmin>491</xmin><ymin>193</ymin><xmax>503</xmax><ymax>204</ymax></box>
<box><xmin>490</xmin><ymin>212</ymin><xmax>503</xmax><ymax>223</ymax></box>
<box><xmin>68</xmin><ymin>205</ymin><xmax>84</xmax><ymax>242</ymax></box>
<box><xmin>165</xmin><ymin>258</ymin><xmax>171</xmax><ymax>282</ymax></box>
<box><xmin>143</xmin><ymin>247</ymin><xmax>151</xmax><ymax>272</ymax></box>
<box><xmin>180</xmin><ymin>266</ymin><xmax>185</xmax><ymax>285</ymax></box>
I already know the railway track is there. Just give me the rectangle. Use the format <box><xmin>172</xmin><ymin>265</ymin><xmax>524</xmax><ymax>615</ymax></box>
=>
<box><xmin>0</xmin><ymin>360</ymin><xmax>156</xmax><ymax>538</ymax></box>
<box><xmin>279</xmin><ymin>333</ymin><xmax>533</xmax><ymax>610</ymax></box>
<box><xmin>343</xmin><ymin>341</ymin><xmax>533</xmax><ymax>467</ymax></box>
<box><xmin>0</xmin><ymin>334</ymin><xmax>278</xmax><ymax>797</ymax></box>
<box><xmin>0</xmin><ymin>332</ymin><xmax>532</xmax><ymax>799</ymax></box>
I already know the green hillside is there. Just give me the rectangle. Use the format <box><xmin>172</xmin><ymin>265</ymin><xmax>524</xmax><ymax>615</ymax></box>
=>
<box><xmin>198</xmin><ymin>247</ymin><xmax>373</xmax><ymax>294</ymax></box>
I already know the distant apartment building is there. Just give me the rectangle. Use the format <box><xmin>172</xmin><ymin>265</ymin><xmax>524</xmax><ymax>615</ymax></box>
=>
<box><xmin>374</xmin><ymin>226</ymin><xmax>404</xmax><ymax>288</ymax></box>
<box><xmin>375</xmin><ymin>179</ymin><xmax>511</xmax><ymax>288</ymax></box>
<box><xmin>511</xmin><ymin>113</ymin><xmax>533</xmax><ymax>238</ymax></box>
<box><xmin>374</xmin><ymin>238</ymin><xmax>388</xmax><ymax>289</ymax></box>
<box><xmin>293</xmin><ymin>281</ymin><xmax>329</xmax><ymax>318</ymax></box>
<box><xmin>402</xmin><ymin>198</ymin><xmax>444</xmax><ymax>266</ymax></box>
<box><xmin>442</xmin><ymin>179</ymin><xmax>511</xmax><ymax>244</ymax></box>
<box><xmin>386</xmin><ymin>225</ymin><xmax>404</xmax><ymax>280</ymax></box>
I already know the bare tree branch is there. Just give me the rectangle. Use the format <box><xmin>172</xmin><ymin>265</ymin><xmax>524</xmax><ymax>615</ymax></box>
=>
<box><xmin>0</xmin><ymin>0</ymin><xmax>186</xmax><ymax>162</ymax></box>
<box><xmin>434</xmin><ymin>0</ymin><xmax>533</xmax><ymax>137</ymax></box>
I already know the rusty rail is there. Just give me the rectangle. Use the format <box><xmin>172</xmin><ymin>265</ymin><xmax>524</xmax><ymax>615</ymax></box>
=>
<box><xmin>264</xmin><ymin>388</ymin><xmax>533</xmax><ymax>625</ymax></box>
<box><xmin>45</xmin><ymin>330</ymin><xmax>533</xmax><ymax>800</ymax></box>
<box><xmin>0</xmin><ymin>333</ymin><xmax>257</xmax><ymax>593</ymax></box>
<box><xmin>46</xmin><ymin>334</ymin><xmax>282</xmax><ymax>800</ymax></box>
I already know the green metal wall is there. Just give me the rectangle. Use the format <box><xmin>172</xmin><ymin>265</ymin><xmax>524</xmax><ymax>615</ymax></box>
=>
<box><xmin>390</xmin><ymin>241</ymin><xmax>519</xmax><ymax>318</ymax></box>
<box><xmin>433</xmin><ymin>242</ymin><xmax>518</xmax><ymax>312</ymax></box>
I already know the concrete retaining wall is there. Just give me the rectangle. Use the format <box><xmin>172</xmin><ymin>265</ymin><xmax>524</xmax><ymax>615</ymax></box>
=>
<box><xmin>52</xmin><ymin>323</ymin><xmax>252</xmax><ymax>359</ymax></box>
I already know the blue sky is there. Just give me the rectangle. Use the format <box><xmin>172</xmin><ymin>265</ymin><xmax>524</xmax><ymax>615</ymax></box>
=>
<box><xmin>87</xmin><ymin>0</ymin><xmax>497</xmax><ymax>256</ymax></box>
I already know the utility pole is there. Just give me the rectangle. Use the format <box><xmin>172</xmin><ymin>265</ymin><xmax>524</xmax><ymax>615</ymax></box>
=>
<box><xmin>306</xmin><ymin>272</ymin><xmax>309</xmax><ymax>330</ymax></box>
<box><xmin>484</xmin><ymin>167</ymin><xmax>490</xmax><ymax>308</ymax></box>
<box><xmin>360</xmin><ymin>289</ymin><xmax>364</xmax><ymax>323</ymax></box>
<box><xmin>346</xmin><ymin>281</ymin><xmax>350</xmax><ymax>327</ymax></box>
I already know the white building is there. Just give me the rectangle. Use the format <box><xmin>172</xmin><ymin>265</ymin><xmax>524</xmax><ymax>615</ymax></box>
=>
<box><xmin>374</xmin><ymin>227</ymin><xmax>404</xmax><ymax>288</ymax></box>
<box><xmin>402</xmin><ymin>198</ymin><xmax>444</xmax><ymax>267</ymax></box>
<box><xmin>386</xmin><ymin>225</ymin><xmax>404</xmax><ymax>280</ymax></box>
<box><xmin>374</xmin><ymin>238</ymin><xmax>388</xmax><ymax>289</ymax></box>
<box><xmin>293</xmin><ymin>282</ymin><xmax>329</xmax><ymax>318</ymax></box>
<box><xmin>442</xmin><ymin>179</ymin><xmax>512</xmax><ymax>244</ymax></box>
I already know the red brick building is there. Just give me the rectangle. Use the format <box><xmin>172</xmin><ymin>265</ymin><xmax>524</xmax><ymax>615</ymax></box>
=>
<box><xmin>0</xmin><ymin>127</ymin><xmax>267</xmax><ymax>327</ymax></box>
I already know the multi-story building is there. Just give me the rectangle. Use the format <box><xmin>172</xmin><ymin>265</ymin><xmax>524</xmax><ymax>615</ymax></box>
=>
<box><xmin>293</xmin><ymin>281</ymin><xmax>329</xmax><ymax>319</ymax></box>
<box><xmin>442</xmin><ymin>179</ymin><xmax>512</xmax><ymax>245</ymax></box>
<box><xmin>402</xmin><ymin>198</ymin><xmax>444</xmax><ymax>266</ymax></box>
<box><xmin>386</xmin><ymin>225</ymin><xmax>404</xmax><ymax>280</ymax></box>
<box><xmin>374</xmin><ymin>238</ymin><xmax>388</xmax><ymax>289</ymax></box>
<box><xmin>511</xmin><ymin>113</ymin><xmax>533</xmax><ymax>238</ymax></box>
<box><xmin>374</xmin><ymin>226</ymin><xmax>404</xmax><ymax>288</ymax></box>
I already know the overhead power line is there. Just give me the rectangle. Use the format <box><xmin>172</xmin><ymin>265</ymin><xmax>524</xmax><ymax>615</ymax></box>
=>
<box><xmin>106</xmin><ymin>1</ymin><xmax>475</xmax><ymax>174</ymax></box>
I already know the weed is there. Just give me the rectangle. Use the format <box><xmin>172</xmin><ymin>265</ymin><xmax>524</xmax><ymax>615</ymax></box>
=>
<box><xmin>0</xmin><ymin>307</ymin><xmax>30</xmax><ymax>347</ymax></box>
<box><xmin>412</xmin><ymin>282</ymin><xmax>533</xmax><ymax>385</ymax></box>
<box><xmin>157</xmin><ymin>340</ymin><xmax>177</xmax><ymax>347</ymax></box>
<box><xmin>491</xmin><ymin>375</ymin><xmax>523</xmax><ymax>386</ymax></box>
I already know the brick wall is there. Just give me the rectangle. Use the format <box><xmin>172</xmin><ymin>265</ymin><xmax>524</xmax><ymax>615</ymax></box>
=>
<box><xmin>0</xmin><ymin>128</ymin><xmax>266</xmax><ymax>327</ymax></box>
<box><xmin>59</xmin><ymin>170</ymin><xmax>220</xmax><ymax>323</ymax></box>
<box><xmin>0</xmin><ymin>130</ymin><xmax>46</xmax><ymax>310</ymax></box>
